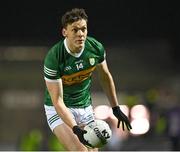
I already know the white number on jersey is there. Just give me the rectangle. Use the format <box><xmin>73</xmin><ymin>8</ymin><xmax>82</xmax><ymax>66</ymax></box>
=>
<box><xmin>76</xmin><ymin>63</ymin><xmax>83</xmax><ymax>70</ymax></box>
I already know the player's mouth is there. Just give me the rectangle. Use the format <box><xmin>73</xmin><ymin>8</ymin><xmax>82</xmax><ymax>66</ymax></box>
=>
<box><xmin>76</xmin><ymin>39</ymin><xmax>84</xmax><ymax>44</ymax></box>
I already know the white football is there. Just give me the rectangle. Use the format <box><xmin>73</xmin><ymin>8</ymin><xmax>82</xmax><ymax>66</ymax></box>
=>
<box><xmin>84</xmin><ymin>119</ymin><xmax>112</xmax><ymax>148</ymax></box>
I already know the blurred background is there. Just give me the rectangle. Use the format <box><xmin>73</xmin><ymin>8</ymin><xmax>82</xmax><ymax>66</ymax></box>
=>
<box><xmin>0</xmin><ymin>0</ymin><xmax>180</xmax><ymax>151</ymax></box>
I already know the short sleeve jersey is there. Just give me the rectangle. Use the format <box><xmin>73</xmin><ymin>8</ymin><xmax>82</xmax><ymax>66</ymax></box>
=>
<box><xmin>44</xmin><ymin>36</ymin><xmax>105</xmax><ymax>108</ymax></box>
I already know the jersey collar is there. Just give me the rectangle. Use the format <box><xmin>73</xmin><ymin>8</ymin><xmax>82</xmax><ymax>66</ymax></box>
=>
<box><xmin>64</xmin><ymin>38</ymin><xmax>84</xmax><ymax>58</ymax></box>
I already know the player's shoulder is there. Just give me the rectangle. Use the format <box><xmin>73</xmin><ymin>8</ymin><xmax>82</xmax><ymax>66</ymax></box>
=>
<box><xmin>48</xmin><ymin>39</ymin><xmax>64</xmax><ymax>53</ymax></box>
<box><xmin>45</xmin><ymin>39</ymin><xmax>64</xmax><ymax>58</ymax></box>
<box><xmin>86</xmin><ymin>36</ymin><xmax>103</xmax><ymax>47</ymax></box>
<box><xmin>86</xmin><ymin>36</ymin><xmax>103</xmax><ymax>49</ymax></box>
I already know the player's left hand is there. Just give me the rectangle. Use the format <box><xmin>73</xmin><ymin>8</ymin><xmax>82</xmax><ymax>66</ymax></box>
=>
<box><xmin>112</xmin><ymin>106</ymin><xmax>132</xmax><ymax>131</ymax></box>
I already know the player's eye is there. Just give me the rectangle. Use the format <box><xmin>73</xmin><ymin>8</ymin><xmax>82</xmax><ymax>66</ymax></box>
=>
<box><xmin>72</xmin><ymin>29</ymin><xmax>78</xmax><ymax>33</ymax></box>
<box><xmin>81</xmin><ymin>27</ymin><xmax>87</xmax><ymax>32</ymax></box>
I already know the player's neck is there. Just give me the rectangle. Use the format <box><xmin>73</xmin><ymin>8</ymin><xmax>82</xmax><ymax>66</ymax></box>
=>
<box><xmin>66</xmin><ymin>39</ymin><xmax>83</xmax><ymax>53</ymax></box>
<box><xmin>64</xmin><ymin>39</ymin><xmax>84</xmax><ymax>57</ymax></box>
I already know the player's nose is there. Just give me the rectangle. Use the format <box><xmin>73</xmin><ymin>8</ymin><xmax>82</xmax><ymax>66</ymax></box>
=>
<box><xmin>77</xmin><ymin>29</ymin><xmax>84</xmax><ymax>36</ymax></box>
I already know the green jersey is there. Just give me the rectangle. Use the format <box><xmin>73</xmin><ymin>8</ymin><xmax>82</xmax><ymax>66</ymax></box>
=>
<box><xmin>44</xmin><ymin>36</ymin><xmax>105</xmax><ymax>108</ymax></box>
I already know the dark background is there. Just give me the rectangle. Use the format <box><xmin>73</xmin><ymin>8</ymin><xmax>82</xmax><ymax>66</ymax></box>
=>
<box><xmin>0</xmin><ymin>1</ymin><xmax>179</xmax><ymax>43</ymax></box>
<box><xmin>0</xmin><ymin>0</ymin><xmax>180</xmax><ymax>150</ymax></box>
<box><xmin>1</xmin><ymin>0</ymin><xmax>180</xmax><ymax>65</ymax></box>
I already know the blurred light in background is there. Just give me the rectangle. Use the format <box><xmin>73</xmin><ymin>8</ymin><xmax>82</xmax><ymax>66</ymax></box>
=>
<box><xmin>94</xmin><ymin>105</ymin><xmax>130</xmax><ymax>120</ymax></box>
<box><xmin>131</xmin><ymin>104</ymin><xmax>150</xmax><ymax>120</ymax></box>
<box><xmin>94</xmin><ymin>104</ymin><xmax>150</xmax><ymax>136</ymax></box>
<box><xmin>1</xmin><ymin>90</ymin><xmax>42</xmax><ymax>109</ymax></box>
<box><xmin>130</xmin><ymin>104</ymin><xmax>150</xmax><ymax>135</ymax></box>
<box><xmin>94</xmin><ymin>105</ymin><xmax>111</xmax><ymax>120</ymax></box>
<box><xmin>130</xmin><ymin>118</ymin><xmax>150</xmax><ymax>135</ymax></box>
<box><xmin>0</xmin><ymin>46</ymin><xmax>47</xmax><ymax>61</ymax></box>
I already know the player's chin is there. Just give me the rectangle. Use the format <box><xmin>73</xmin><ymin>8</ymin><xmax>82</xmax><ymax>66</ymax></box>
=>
<box><xmin>76</xmin><ymin>43</ymin><xmax>84</xmax><ymax>50</ymax></box>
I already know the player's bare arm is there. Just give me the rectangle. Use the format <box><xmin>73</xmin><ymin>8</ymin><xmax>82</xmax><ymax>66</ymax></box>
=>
<box><xmin>96</xmin><ymin>60</ymin><xmax>119</xmax><ymax>107</ymax></box>
<box><xmin>96</xmin><ymin>60</ymin><xmax>132</xmax><ymax>131</ymax></box>
<box><xmin>45</xmin><ymin>80</ymin><xmax>77</xmax><ymax>128</ymax></box>
<box><xmin>45</xmin><ymin>80</ymin><xmax>91</xmax><ymax>147</ymax></box>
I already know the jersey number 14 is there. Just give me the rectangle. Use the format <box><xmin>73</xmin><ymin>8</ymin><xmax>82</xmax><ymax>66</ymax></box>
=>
<box><xmin>76</xmin><ymin>63</ymin><xmax>83</xmax><ymax>70</ymax></box>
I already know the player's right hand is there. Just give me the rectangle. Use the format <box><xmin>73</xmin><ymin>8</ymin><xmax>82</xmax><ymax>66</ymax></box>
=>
<box><xmin>72</xmin><ymin>125</ymin><xmax>92</xmax><ymax>147</ymax></box>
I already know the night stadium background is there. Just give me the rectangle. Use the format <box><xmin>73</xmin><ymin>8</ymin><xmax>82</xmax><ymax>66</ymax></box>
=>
<box><xmin>0</xmin><ymin>0</ymin><xmax>180</xmax><ymax>150</ymax></box>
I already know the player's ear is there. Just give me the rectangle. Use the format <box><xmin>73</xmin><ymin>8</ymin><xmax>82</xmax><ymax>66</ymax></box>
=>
<box><xmin>62</xmin><ymin>28</ymin><xmax>67</xmax><ymax>37</ymax></box>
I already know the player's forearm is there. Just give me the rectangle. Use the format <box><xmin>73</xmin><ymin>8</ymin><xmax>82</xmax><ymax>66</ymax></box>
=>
<box><xmin>100</xmin><ymin>72</ymin><xmax>119</xmax><ymax>107</ymax></box>
<box><xmin>46</xmin><ymin>80</ymin><xmax>77</xmax><ymax>129</ymax></box>
<box><xmin>54</xmin><ymin>97</ymin><xmax>77</xmax><ymax>128</ymax></box>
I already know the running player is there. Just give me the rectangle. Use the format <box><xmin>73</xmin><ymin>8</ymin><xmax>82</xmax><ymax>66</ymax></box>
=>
<box><xmin>43</xmin><ymin>8</ymin><xmax>132</xmax><ymax>151</ymax></box>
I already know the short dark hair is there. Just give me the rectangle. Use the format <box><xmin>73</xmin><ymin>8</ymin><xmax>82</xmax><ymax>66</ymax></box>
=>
<box><xmin>61</xmin><ymin>8</ymin><xmax>88</xmax><ymax>28</ymax></box>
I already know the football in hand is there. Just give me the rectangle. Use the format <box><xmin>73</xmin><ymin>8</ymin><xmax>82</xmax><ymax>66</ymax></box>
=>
<box><xmin>84</xmin><ymin>119</ymin><xmax>112</xmax><ymax>148</ymax></box>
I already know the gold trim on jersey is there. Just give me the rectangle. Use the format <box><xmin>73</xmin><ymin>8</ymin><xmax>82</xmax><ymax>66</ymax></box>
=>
<box><xmin>62</xmin><ymin>66</ymin><xmax>96</xmax><ymax>85</ymax></box>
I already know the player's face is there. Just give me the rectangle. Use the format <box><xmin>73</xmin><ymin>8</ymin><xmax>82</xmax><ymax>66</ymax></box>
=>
<box><xmin>62</xmin><ymin>19</ymin><xmax>87</xmax><ymax>53</ymax></box>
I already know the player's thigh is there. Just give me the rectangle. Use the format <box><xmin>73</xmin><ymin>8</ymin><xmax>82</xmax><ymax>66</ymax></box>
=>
<box><xmin>53</xmin><ymin>123</ymin><xmax>88</xmax><ymax>151</ymax></box>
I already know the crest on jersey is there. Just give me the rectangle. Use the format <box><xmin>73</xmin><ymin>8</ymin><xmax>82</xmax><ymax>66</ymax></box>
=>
<box><xmin>89</xmin><ymin>58</ymin><xmax>95</xmax><ymax>66</ymax></box>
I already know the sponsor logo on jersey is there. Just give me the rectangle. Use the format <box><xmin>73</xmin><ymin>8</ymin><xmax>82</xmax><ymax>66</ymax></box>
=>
<box><xmin>64</xmin><ymin>66</ymin><xmax>72</xmax><ymax>71</ymax></box>
<box><xmin>62</xmin><ymin>66</ymin><xmax>96</xmax><ymax>85</ymax></box>
<box><xmin>89</xmin><ymin>58</ymin><xmax>95</xmax><ymax>66</ymax></box>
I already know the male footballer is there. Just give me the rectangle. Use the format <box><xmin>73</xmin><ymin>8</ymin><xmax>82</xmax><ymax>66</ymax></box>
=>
<box><xmin>43</xmin><ymin>8</ymin><xmax>132</xmax><ymax>151</ymax></box>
